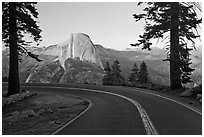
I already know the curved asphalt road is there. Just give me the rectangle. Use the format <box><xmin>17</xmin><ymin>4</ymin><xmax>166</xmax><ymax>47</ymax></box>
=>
<box><xmin>2</xmin><ymin>83</ymin><xmax>202</xmax><ymax>135</ymax></box>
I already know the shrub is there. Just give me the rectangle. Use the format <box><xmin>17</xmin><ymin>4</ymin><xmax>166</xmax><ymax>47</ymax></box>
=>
<box><xmin>84</xmin><ymin>81</ymin><xmax>88</xmax><ymax>84</ymax></box>
<box><xmin>191</xmin><ymin>84</ymin><xmax>202</xmax><ymax>98</ymax></box>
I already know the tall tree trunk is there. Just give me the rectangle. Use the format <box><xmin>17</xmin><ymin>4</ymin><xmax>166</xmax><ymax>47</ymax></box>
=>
<box><xmin>7</xmin><ymin>2</ymin><xmax>20</xmax><ymax>96</ymax></box>
<box><xmin>170</xmin><ymin>2</ymin><xmax>182</xmax><ymax>90</ymax></box>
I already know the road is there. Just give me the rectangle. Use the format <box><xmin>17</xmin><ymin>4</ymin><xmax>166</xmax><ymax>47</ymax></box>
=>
<box><xmin>2</xmin><ymin>83</ymin><xmax>202</xmax><ymax>135</ymax></box>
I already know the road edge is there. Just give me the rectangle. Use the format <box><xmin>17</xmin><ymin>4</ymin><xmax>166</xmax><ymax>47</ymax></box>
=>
<box><xmin>130</xmin><ymin>88</ymin><xmax>202</xmax><ymax>115</ymax></box>
<box><xmin>67</xmin><ymin>87</ymin><xmax>159</xmax><ymax>135</ymax></box>
<box><xmin>14</xmin><ymin>85</ymin><xmax>159</xmax><ymax>135</ymax></box>
<box><xmin>49</xmin><ymin>98</ymin><xmax>93</xmax><ymax>135</ymax></box>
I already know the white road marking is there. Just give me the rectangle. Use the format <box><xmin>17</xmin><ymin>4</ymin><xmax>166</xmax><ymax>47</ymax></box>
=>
<box><xmin>28</xmin><ymin>86</ymin><xmax>159</xmax><ymax>135</ymax></box>
<box><xmin>50</xmin><ymin>98</ymin><xmax>93</xmax><ymax>135</ymax></box>
<box><xmin>5</xmin><ymin>84</ymin><xmax>201</xmax><ymax>134</ymax></box>
<box><xmin>128</xmin><ymin>88</ymin><xmax>202</xmax><ymax>115</ymax></box>
<box><xmin>69</xmin><ymin>88</ymin><xmax>159</xmax><ymax>135</ymax></box>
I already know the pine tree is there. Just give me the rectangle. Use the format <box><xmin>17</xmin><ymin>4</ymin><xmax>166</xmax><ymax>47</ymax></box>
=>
<box><xmin>111</xmin><ymin>60</ymin><xmax>123</xmax><ymax>85</ymax></box>
<box><xmin>131</xmin><ymin>2</ymin><xmax>201</xmax><ymax>90</ymax></box>
<box><xmin>2</xmin><ymin>2</ymin><xmax>42</xmax><ymax>96</ymax></box>
<box><xmin>103</xmin><ymin>61</ymin><xmax>113</xmax><ymax>85</ymax></box>
<box><xmin>128</xmin><ymin>63</ymin><xmax>139</xmax><ymax>86</ymax></box>
<box><xmin>138</xmin><ymin>61</ymin><xmax>149</xmax><ymax>84</ymax></box>
<box><xmin>120</xmin><ymin>75</ymin><xmax>126</xmax><ymax>86</ymax></box>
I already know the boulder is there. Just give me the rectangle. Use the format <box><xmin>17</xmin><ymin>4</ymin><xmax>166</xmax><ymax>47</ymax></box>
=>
<box><xmin>21</xmin><ymin>110</ymin><xmax>38</xmax><ymax>117</ymax></box>
<box><xmin>20</xmin><ymin>91</ymin><xmax>32</xmax><ymax>98</ymax></box>
<box><xmin>36</xmin><ymin>108</ymin><xmax>47</xmax><ymax>115</ymax></box>
<box><xmin>6</xmin><ymin>111</ymin><xmax>20</xmax><ymax>121</ymax></box>
<box><xmin>197</xmin><ymin>94</ymin><xmax>202</xmax><ymax>100</ymax></box>
<box><xmin>2</xmin><ymin>98</ymin><xmax>13</xmax><ymax>106</ymax></box>
<box><xmin>47</xmin><ymin>108</ymin><xmax>53</xmax><ymax>113</ymax></box>
<box><xmin>10</xmin><ymin>94</ymin><xmax>23</xmax><ymax>102</ymax></box>
<box><xmin>180</xmin><ymin>89</ymin><xmax>193</xmax><ymax>97</ymax></box>
<box><xmin>10</xmin><ymin>111</ymin><xmax>21</xmax><ymax>117</ymax></box>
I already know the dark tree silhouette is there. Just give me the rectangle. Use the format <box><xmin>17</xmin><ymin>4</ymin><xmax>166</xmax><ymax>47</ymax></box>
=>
<box><xmin>131</xmin><ymin>2</ymin><xmax>201</xmax><ymax>90</ymax></box>
<box><xmin>102</xmin><ymin>61</ymin><xmax>113</xmax><ymax>85</ymax></box>
<box><xmin>138</xmin><ymin>61</ymin><xmax>149</xmax><ymax>84</ymax></box>
<box><xmin>2</xmin><ymin>2</ymin><xmax>42</xmax><ymax>96</ymax></box>
<box><xmin>111</xmin><ymin>60</ymin><xmax>123</xmax><ymax>85</ymax></box>
<box><xmin>128</xmin><ymin>63</ymin><xmax>139</xmax><ymax>86</ymax></box>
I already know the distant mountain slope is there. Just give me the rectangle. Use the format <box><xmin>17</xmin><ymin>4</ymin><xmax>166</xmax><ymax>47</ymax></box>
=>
<box><xmin>2</xmin><ymin>33</ymin><xmax>105</xmax><ymax>84</ymax></box>
<box><xmin>95</xmin><ymin>45</ymin><xmax>201</xmax><ymax>86</ymax></box>
<box><xmin>22</xmin><ymin>56</ymin><xmax>104</xmax><ymax>84</ymax></box>
<box><xmin>2</xmin><ymin>33</ymin><xmax>201</xmax><ymax>87</ymax></box>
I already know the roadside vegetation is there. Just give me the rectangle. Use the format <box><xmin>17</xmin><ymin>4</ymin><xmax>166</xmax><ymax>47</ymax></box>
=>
<box><xmin>3</xmin><ymin>2</ymin><xmax>42</xmax><ymax>96</ymax></box>
<box><xmin>2</xmin><ymin>2</ymin><xmax>202</xmax><ymax>134</ymax></box>
<box><xmin>2</xmin><ymin>91</ymin><xmax>89</xmax><ymax>135</ymax></box>
<box><xmin>102</xmin><ymin>60</ymin><xmax>202</xmax><ymax>110</ymax></box>
<box><xmin>131</xmin><ymin>2</ymin><xmax>201</xmax><ymax>90</ymax></box>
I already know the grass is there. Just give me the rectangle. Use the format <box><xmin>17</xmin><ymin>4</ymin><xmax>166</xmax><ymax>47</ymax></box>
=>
<box><xmin>2</xmin><ymin>91</ymin><xmax>89</xmax><ymax>135</ymax></box>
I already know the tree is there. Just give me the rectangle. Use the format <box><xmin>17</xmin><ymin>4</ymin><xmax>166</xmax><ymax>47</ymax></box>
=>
<box><xmin>138</xmin><ymin>61</ymin><xmax>149</xmax><ymax>84</ymax></box>
<box><xmin>128</xmin><ymin>63</ymin><xmax>139</xmax><ymax>86</ymax></box>
<box><xmin>131</xmin><ymin>2</ymin><xmax>201</xmax><ymax>90</ymax></box>
<box><xmin>2</xmin><ymin>2</ymin><xmax>42</xmax><ymax>96</ymax></box>
<box><xmin>111</xmin><ymin>60</ymin><xmax>123</xmax><ymax>85</ymax></box>
<box><xmin>102</xmin><ymin>61</ymin><xmax>113</xmax><ymax>85</ymax></box>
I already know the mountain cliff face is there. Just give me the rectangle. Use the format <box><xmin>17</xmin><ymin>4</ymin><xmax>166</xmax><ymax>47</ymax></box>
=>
<box><xmin>2</xmin><ymin>33</ymin><xmax>105</xmax><ymax>84</ymax></box>
<box><xmin>42</xmin><ymin>33</ymin><xmax>103</xmax><ymax>69</ymax></box>
<box><xmin>2</xmin><ymin>33</ymin><xmax>201</xmax><ymax>87</ymax></box>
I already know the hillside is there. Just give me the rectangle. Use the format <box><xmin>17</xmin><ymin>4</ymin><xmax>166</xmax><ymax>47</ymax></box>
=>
<box><xmin>95</xmin><ymin>45</ymin><xmax>202</xmax><ymax>86</ymax></box>
<box><xmin>2</xmin><ymin>33</ymin><xmax>105</xmax><ymax>85</ymax></box>
<box><xmin>2</xmin><ymin>33</ymin><xmax>201</xmax><ymax>87</ymax></box>
<box><xmin>95</xmin><ymin>45</ymin><xmax>170</xmax><ymax>85</ymax></box>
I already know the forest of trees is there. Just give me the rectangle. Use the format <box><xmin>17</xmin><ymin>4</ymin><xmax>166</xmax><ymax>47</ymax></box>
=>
<box><xmin>2</xmin><ymin>2</ymin><xmax>42</xmax><ymax>96</ymax></box>
<box><xmin>2</xmin><ymin>2</ymin><xmax>201</xmax><ymax>96</ymax></box>
<box><xmin>103</xmin><ymin>60</ymin><xmax>124</xmax><ymax>86</ymax></box>
<box><xmin>2</xmin><ymin>2</ymin><xmax>202</xmax><ymax>135</ymax></box>
<box><xmin>131</xmin><ymin>2</ymin><xmax>201</xmax><ymax>90</ymax></box>
<box><xmin>103</xmin><ymin>60</ymin><xmax>149</xmax><ymax>87</ymax></box>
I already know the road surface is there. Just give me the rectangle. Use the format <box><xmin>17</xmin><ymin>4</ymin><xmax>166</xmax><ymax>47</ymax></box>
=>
<box><xmin>2</xmin><ymin>83</ymin><xmax>202</xmax><ymax>135</ymax></box>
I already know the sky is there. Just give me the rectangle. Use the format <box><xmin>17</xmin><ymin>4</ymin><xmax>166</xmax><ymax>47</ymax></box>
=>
<box><xmin>36</xmin><ymin>2</ymin><xmax>146</xmax><ymax>50</ymax></box>
<box><xmin>36</xmin><ymin>2</ymin><xmax>202</xmax><ymax>51</ymax></box>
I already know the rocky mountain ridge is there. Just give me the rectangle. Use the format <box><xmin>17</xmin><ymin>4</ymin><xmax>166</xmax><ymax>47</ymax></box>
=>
<box><xmin>96</xmin><ymin>44</ymin><xmax>202</xmax><ymax>87</ymax></box>
<box><xmin>2</xmin><ymin>33</ymin><xmax>201</xmax><ymax>87</ymax></box>
<box><xmin>37</xmin><ymin>33</ymin><xmax>103</xmax><ymax>69</ymax></box>
<box><xmin>2</xmin><ymin>33</ymin><xmax>105</xmax><ymax>84</ymax></box>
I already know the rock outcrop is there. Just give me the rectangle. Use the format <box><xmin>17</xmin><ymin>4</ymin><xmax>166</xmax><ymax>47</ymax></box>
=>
<box><xmin>42</xmin><ymin>33</ymin><xmax>103</xmax><ymax>69</ymax></box>
<box><xmin>2</xmin><ymin>33</ymin><xmax>201</xmax><ymax>87</ymax></box>
<box><xmin>2</xmin><ymin>33</ymin><xmax>105</xmax><ymax>85</ymax></box>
